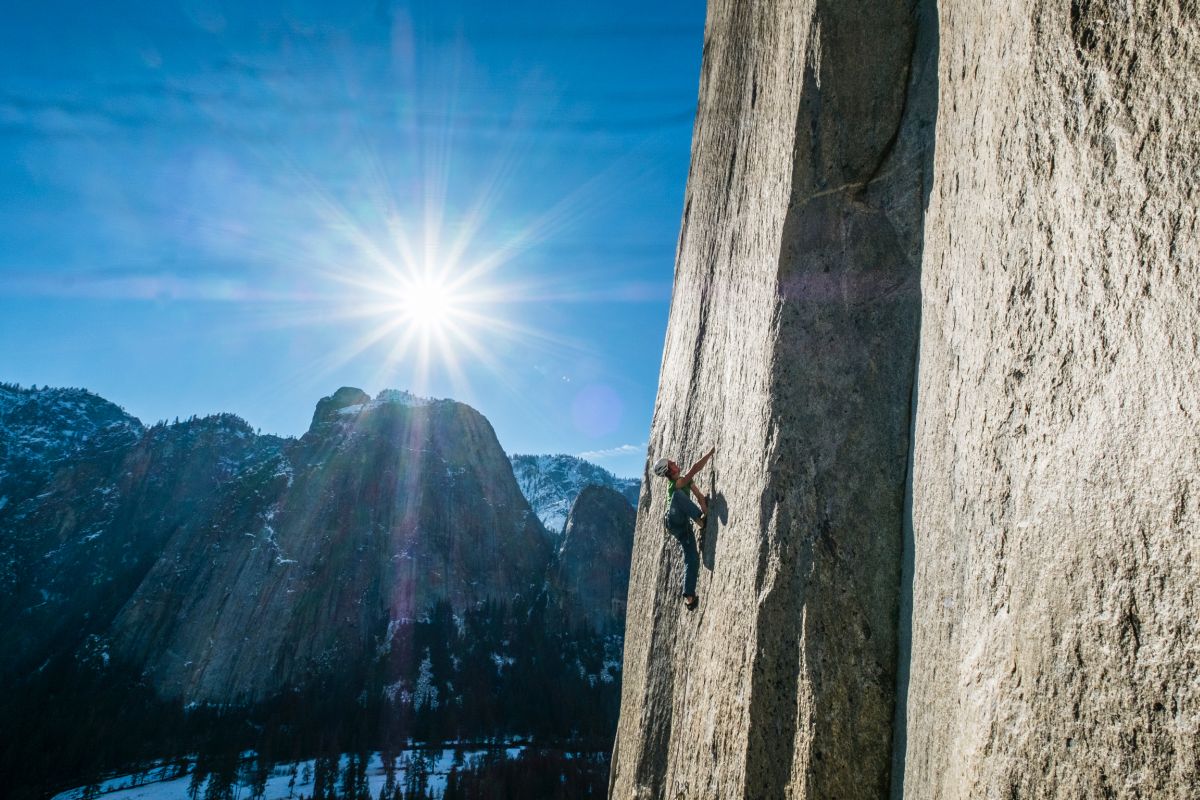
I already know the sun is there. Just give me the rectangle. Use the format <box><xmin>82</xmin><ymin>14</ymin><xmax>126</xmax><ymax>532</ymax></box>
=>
<box><xmin>399</xmin><ymin>275</ymin><xmax>457</xmax><ymax>332</ymax></box>
<box><xmin>282</xmin><ymin>183</ymin><xmax>574</xmax><ymax>401</ymax></box>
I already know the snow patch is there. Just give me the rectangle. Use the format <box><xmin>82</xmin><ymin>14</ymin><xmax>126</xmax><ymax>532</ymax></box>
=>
<box><xmin>50</xmin><ymin>747</ymin><xmax>541</xmax><ymax>800</ymax></box>
<box><xmin>376</xmin><ymin>389</ymin><xmax>436</xmax><ymax>407</ymax></box>
<box><xmin>509</xmin><ymin>453</ymin><xmax>640</xmax><ymax>534</ymax></box>
<box><xmin>413</xmin><ymin>651</ymin><xmax>439</xmax><ymax>711</ymax></box>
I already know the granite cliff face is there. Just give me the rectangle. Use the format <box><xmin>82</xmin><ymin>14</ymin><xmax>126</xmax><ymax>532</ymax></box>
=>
<box><xmin>611</xmin><ymin>0</ymin><xmax>936</xmax><ymax>796</ymax></box>
<box><xmin>901</xmin><ymin>2</ymin><xmax>1200</xmax><ymax>796</ymax></box>
<box><xmin>613</xmin><ymin>0</ymin><xmax>1197</xmax><ymax>798</ymax></box>
<box><xmin>0</xmin><ymin>383</ymin><xmax>147</xmax><ymax>634</ymax></box>
<box><xmin>113</xmin><ymin>389</ymin><xmax>553</xmax><ymax>702</ymax></box>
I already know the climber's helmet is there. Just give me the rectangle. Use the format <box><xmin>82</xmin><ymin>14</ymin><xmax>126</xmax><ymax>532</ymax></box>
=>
<box><xmin>652</xmin><ymin>457</ymin><xmax>671</xmax><ymax>477</ymax></box>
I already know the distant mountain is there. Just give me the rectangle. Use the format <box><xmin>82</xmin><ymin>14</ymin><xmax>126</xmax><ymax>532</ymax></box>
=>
<box><xmin>0</xmin><ymin>383</ymin><xmax>143</xmax><ymax>505</ymax></box>
<box><xmin>509</xmin><ymin>453</ymin><xmax>640</xmax><ymax>534</ymax></box>
<box><xmin>1</xmin><ymin>385</ymin><xmax>551</xmax><ymax>703</ymax></box>
<box><xmin>0</xmin><ymin>384</ymin><xmax>631</xmax><ymax>796</ymax></box>
<box><xmin>546</xmin><ymin>485</ymin><xmax>637</xmax><ymax>635</ymax></box>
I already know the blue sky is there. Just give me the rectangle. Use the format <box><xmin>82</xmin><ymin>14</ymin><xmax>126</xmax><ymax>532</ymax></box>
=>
<box><xmin>0</xmin><ymin>0</ymin><xmax>705</xmax><ymax>478</ymax></box>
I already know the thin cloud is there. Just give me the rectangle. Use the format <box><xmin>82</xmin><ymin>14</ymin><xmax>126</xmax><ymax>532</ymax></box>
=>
<box><xmin>0</xmin><ymin>86</ymin><xmax>694</xmax><ymax>141</ymax></box>
<box><xmin>426</xmin><ymin>24</ymin><xmax>703</xmax><ymax>41</ymax></box>
<box><xmin>577</xmin><ymin>442</ymin><xmax>646</xmax><ymax>461</ymax></box>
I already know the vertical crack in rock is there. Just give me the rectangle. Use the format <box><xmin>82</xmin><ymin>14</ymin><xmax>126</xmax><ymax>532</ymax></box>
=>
<box><xmin>612</xmin><ymin>0</ymin><xmax>937</xmax><ymax>797</ymax></box>
<box><xmin>888</xmin><ymin>334</ymin><xmax>921</xmax><ymax>800</ymax></box>
<box><xmin>747</xmin><ymin>0</ymin><xmax>936</xmax><ymax>795</ymax></box>
<box><xmin>889</xmin><ymin>3</ymin><xmax>940</xmax><ymax>797</ymax></box>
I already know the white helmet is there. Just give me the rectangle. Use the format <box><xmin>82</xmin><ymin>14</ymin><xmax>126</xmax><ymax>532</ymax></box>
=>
<box><xmin>651</xmin><ymin>457</ymin><xmax>670</xmax><ymax>477</ymax></box>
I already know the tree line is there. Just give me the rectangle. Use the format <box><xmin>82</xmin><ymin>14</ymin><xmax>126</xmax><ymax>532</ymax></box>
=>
<box><xmin>1</xmin><ymin>596</ymin><xmax>621</xmax><ymax>799</ymax></box>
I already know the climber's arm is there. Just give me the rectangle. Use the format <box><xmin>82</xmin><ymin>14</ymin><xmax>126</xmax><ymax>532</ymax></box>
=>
<box><xmin>688</xmin><ymin>482</ymin><xmax>709</xmax><ymax>515</ymax></box>
<box><xmin>683</xmin><ymin>447</ymin><xmax>715</xmax><ymax>482</ymax></box>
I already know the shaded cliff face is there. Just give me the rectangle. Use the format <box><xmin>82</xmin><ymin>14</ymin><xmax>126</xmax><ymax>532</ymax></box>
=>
<box><xmin>113</xmin><ymin>389</ymin><xmax>551</xmax><ymax>702</ymax></box>
<box><xmin>0</xmin><ymin>384</ymin><xmax>143</xmax><ymax>506</ymax></box>
<box><xmin>611</xmin><ymin>1</ymin><xmax>937</xmax><ymax>797</ymax></box>
<box><xmin>900</xmin><ymin>3</ymin><xmax>1200</xmax><ymax>796</ymax></box>
<box><xmin>0</xmin><ymin>387</ymin><xmax>552</xmax><ymax>703</ymax></box>
<box><xmin>547</xmin><ymin>485</ymin><xmax>636</xmax><ymax>634</ymax></box>
<box><xmin>0</xmin><ymin>388</ymin><xmax>254</xmax><ymax>683</ymax></box>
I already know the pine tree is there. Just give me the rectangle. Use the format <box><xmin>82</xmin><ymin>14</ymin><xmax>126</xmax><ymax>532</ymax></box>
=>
<box><xmin>381</xmin><ymin>748</ymin><xmax>397</xmax><ymax>799</ymax></box>
<box><xmin>355</xmin><ymin>749</ymin><xmax>370</xmax><ymax>800</ymax></box>
<box><xmin>312</xmin><ymin>756</ymin><xmax>328</xmax><ymax>800</ymax></box>
<box><xmin>341</xmin><ymin>752</ymin><xmax>357</xmax><ymax>799</ymax></box>
<box><xmin>249</xmin><ymin>756</ymin><xmax>270</xmax><ymax>800</ymax></box>
<box><xmin>187</xmin><ymin>761</ymin><xmax>207</xmax><ymax>800</ymax></box>
<box><xmin>442</xmin><ymin>766</ymin><xmax>461</xmax><ymax>800</ymax></box>
<box><xmin>202</xmin><ymin>759</ymin><xmax>234</xmax><ymax>800</ymax></box>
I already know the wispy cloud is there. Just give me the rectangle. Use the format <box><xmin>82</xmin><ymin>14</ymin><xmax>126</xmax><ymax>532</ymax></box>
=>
<box><xmin>0</xmin><ymin>269</ymin><xmax>313</xmax><ymax>304</ymax></box>
<box><xmin>0</xmin><ymin>76</ymin><xmax>695</xmax><ymax>142</ymax></box>
<box><xmin>426</xmin><ymin>23</ymin><xmax>703</xmax><ymax>41</ymax></box>
<box><xmin>577</xmin><ymin>442</ymin><xmax>645</xmax><ymax>461</ymax></box>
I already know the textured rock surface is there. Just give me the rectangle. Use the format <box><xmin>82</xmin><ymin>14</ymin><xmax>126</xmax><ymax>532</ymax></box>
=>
<box><xmin>547</xmin><ymin>485</ymin><xmax>636</xmax><ymax>633</ymax></box>
<box><xmin>0</xmin><ymin>384</ymin><xmax>143</xmax><ymax>506</ymax></box>
<box><xmin>900</xmin><ymin>2</ymin><xmax>1200</xmax><ymax>797</ymax></box>
<box><xmin>610</xmin><ymin>0</ymin><xmax>937</xmax><ymax>797</ymax></box>
<box><xmin>615</xmin><ymin>0</ymin><xmax>1198</xmax><ymax>797</ymax></box>
<box><xmin>310</xmin><ymin>385</ymin><xmax>371</xmax><ymax>426</ymax></box>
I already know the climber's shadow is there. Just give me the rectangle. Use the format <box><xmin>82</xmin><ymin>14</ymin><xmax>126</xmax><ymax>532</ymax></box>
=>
<box><xmin>702</xmin><ymin>489</ymin><xmax>727</xmax><ymax>571</ymax></box>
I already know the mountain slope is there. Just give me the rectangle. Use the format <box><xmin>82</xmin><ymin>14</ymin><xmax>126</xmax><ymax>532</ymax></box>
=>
<box><xmin>0</xmin><ymin>383</ymin><xmax>143</xmax><ymax>504</ymax></box>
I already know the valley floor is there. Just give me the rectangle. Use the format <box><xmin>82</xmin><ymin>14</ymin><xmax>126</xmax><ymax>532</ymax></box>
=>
<box><xmin>50</xmin><ymin>745</ymin><xmax>608</xmax><ymax>800</ymax></box>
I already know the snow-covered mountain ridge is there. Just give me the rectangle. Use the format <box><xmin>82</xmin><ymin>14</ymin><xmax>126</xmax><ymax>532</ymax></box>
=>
<box><xmin>0</xmin><ymin>383</ymin><xmax>143</xmax><ymax>490</ymax></box>
<box><xmin>508</xmin><ymin>453</ymin><xmax>639</xmax><ymax>535</ymax></box>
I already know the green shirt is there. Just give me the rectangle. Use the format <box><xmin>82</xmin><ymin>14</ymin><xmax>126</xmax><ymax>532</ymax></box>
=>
<box><xmin>664</xmin><ymin>477</ymin><xmax>692</xmax><ymax>513</ymax></box>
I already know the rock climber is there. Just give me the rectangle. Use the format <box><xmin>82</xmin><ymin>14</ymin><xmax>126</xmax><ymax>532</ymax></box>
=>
<box><xmin>652</xmin><ymin>447</ymin><xmax>715</xmax><ymax>610</ymax></box>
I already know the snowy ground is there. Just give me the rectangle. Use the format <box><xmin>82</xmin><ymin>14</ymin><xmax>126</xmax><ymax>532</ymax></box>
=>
<box><xmin>51</xmin><ymin>747</ymin><xmax>527</xmax><ymax>800</ymax></box>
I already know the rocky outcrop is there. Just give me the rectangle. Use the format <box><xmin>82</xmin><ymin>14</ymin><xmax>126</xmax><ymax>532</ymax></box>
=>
<box><xmin>899</xmin><ymin>3</ymin><xmax>1200</xmax><ymax>797</ymax></box>
<box><xmin>112</xmin><ymin>390</ymin><xmax>551</xmax><ymax>702</ymax></box>
<box><xmin>547</xmin><ymin>485</ymin><xmax>637</xmax><ymax>634</ymax></box>
<box><xmin>610</xmin><ymin>0</ymin><xmax>937</xmax><ymax>797</ymax></box>
<box><xmin>310</xmin><ymin>386</ymin><xmax>371</xmax><ymax>427</ymax></box>
<box><xmin>614</xmin><ymin>0</ymin><xmax>1198</xmax><ymax>798</ymax></box>
<box><xmin>0</xmin><ymin>384</ymin><xmax>143</xmax><ymax>505</ymax></box>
